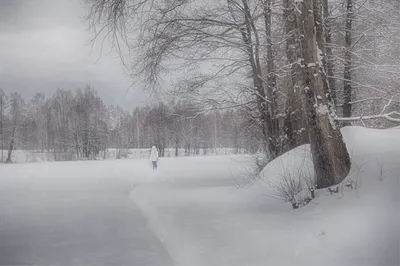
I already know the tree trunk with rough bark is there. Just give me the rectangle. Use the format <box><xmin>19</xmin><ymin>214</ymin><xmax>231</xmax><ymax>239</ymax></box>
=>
<box><xmin>263</xmin><ymin>0</ymin><xmax>280</xmax><ymax>155</ymax></box>
<box><xmin>297</xmin><ymin>0</ymin><xmax>351</xmax><ymax>188</ymax></box>
<box><xmin>282</xmin><ymin>0</ymin><xmax>308</xmax><ymax>152</ymax></box>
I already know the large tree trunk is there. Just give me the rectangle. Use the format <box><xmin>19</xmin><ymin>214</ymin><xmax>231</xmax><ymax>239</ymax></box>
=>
<box><xmin>282</xmin><ymin>0</ymin><xmax>308</xmax><ymax>152</ymax></box>
<box><xmin>343</xmin><ymin>0</ymin><xmax>354</xmax><ymax>123</ymax></box>
<box><xmin>297</xmin><ymin>0</ymin><xmax>351</xmax><ymax>188</ymax></box>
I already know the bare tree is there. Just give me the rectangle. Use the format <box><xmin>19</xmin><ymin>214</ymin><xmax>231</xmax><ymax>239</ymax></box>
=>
<box><xmin>282</xmin><ymin>0</ymin><xmax>308</xmax><ymax>152</ymax></box>
<box><xmin>295</xmin><ymin>0</ymin><xmax>351</xmax><ymax>188</ymax></box>
<box><xmin>322</xmin><ymin>0</ymin><xmax>336</xmax><ymax>104</ymax></box>
<box><xmin>262</xmin><ymin>0</ymin><xmax>278</xmax><ymax>142</ymax></box>
<box><xmin>329</xmin><ymin>0</ymin><xmax>400</xmax><ymax>126</ymax></box>
<box><xmin>85</xmin><ymin>0</ymin><xmax>284</xmax><ymax>158</ymax></box>
<box><xmin>83</xmin><ymin>0</ymin><xmax>357</xmax><ymax>187</ymax></box>
<box><xmin>30</xmin><ymin>93</ymin><xmax>47</xmax><ymax>152</ymax></box>
<box><xmin>6</xmin><ymin>93</ymin><xmax>24</xmax><ymax>163</ymax></box>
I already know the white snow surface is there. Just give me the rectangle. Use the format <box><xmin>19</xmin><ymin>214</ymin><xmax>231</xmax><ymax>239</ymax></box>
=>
<box><xmin>0</xmin><ymin>126</ymin><xmax>399</xmax><ymax>265</ymax></box>
<box><xmin>132</xmin><ymin>126</ymin><xmax>399</xmax><ymax>266</ymax></box>
<box><xmin>6</xmin><ymin>148</ymin><xmax>240</xmax><ymax>163</ymax></box>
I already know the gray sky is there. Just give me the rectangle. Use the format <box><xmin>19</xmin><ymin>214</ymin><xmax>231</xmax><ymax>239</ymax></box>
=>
<box><xmin>0</xmin><ymin>0</ymin><xmax>150</xmax><ymax>109</ymax></box>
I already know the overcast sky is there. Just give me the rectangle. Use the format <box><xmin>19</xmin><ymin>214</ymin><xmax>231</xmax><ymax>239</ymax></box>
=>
<box><xmin>0</xmin><ymin>0</ymin><xmax>150</xmax><ymax>109</ymax></box>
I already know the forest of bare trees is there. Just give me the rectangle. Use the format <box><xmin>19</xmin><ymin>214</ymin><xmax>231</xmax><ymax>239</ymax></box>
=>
<box><xmin>1</xmin><ymin>0</ymin><xmax>399</xmax><ymax>191</ymax></box>
<box><xmin>84</xmin><ymin>0</ymin><xmax>400</xmax><ymax>189</ymax></box>
<box><xmin>0</xmin><ymin>86</ymin><xmax>257</xmax><ymax>163</ymax></box>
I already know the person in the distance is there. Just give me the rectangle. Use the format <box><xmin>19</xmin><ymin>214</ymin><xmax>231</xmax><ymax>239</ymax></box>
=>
<box><xmin>149</xmin><ymin>146</ymin><xmax>159</xmax><ymax>170</ymax></box>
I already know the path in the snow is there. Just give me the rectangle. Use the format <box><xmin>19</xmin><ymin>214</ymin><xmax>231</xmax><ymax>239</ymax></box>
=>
<box><xmin>0</xmin><ymin>160</ymin><xmax>174</xmax><ymax>265</ymax></box>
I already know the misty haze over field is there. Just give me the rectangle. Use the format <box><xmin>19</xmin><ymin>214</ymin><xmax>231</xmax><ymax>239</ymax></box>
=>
<box><xmin>0</xmin><ymin>0</ymin><xmax>399</xmax><ymax>265</ymax></box>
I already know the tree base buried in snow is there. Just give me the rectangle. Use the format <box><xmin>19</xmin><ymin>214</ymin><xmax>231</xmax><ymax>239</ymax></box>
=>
<box><xmin>290</xmin><ymin>196</ymin><xmax>313</xmax><ymax>209</ymax></box>
<box><xmin>257</xmin><ymin>136</ymin><xmax>365</xmax><ymax>209</ymax></box>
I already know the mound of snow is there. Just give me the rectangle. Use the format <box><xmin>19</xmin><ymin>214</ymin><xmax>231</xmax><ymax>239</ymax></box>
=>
<box><xmin>258</xmin><ymin>144</ymin><xmax>314</xmax><ymax>203</ymax></box>
<box><xmin>259</xmin><ymin>126</ymin><xmax>400</xmax><ymax>204</ymax></box>
<box><xmin>342</xmin><ymin>126</ymin><xmax>400</xmax><ymax>155</ymax></box>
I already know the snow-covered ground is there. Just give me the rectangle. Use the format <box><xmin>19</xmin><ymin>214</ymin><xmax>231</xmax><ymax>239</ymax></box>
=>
<box><xmin>0</xmin><ymin>160</ymin><xmax>174</xmax><ymax>265</ymax></box>
<box><xmin>132</xmin><ymin>127</ymin><xmax>399</xmax><ymax>266</ymax></box>
<box><xmin>0</xmin><ymin>126</ymin><xmax>398</xmax><ymax>265</ymax></box>
<box><xmin>6</xmin><ymin>148</ymin><xmax>240</xmax><ymax>163</ymax></box>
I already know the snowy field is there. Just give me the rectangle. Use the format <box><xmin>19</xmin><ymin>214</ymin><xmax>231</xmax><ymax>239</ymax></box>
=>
<box><xmin>0</xmin><ymin>126</ymin><xmax>399</xmax><ymax>265</ymax></box>
<box><xmin>6</xmin><ymin>148</ymin><xmax>241</xmax><ymax>163</ymax></box>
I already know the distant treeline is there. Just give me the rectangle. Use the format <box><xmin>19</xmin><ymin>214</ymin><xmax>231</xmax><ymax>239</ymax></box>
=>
<box><xmin>0</xmin><ymin>86</ymin><xmax>260</xmax><ymax>162</ymax></box>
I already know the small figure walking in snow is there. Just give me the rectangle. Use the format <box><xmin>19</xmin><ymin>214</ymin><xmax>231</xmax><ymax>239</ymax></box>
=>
<box><xmin>149</xmin><ymin>146</ymin><xmax>159</xmax><ymax>170</ymax></box>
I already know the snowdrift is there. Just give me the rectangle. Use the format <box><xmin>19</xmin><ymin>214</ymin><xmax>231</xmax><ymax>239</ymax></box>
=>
<box><xmin>258</xmin><ymin>126</ymin><xmax>400</xmax><ymax>204</ymax></box>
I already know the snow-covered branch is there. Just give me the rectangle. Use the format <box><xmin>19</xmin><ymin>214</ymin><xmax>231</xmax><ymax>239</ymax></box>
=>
<box><xmin>336</xmin><ymin>111</ymin><xmax>400</xmax><ymax>123</ymax></box>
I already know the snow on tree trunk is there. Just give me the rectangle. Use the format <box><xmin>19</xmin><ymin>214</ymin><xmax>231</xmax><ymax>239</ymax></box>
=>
<box><xmin>283</xmin><ymin>0</ymin><xmax>308</xmax><ymax>152</ymax></box>
<box><xmin>322</xmin><ymin>0</ymin><xmax>337</xmax><ymax>105</ymax></box>
<box><xmin>263</xmin><ymin>0</ymin><xmax>280</xmax><ymax>155</ymax></box>
<box><xmin>297</xmin><ymin>0</ymin><xmax>351</xmax><ymax>188</ymax></box>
